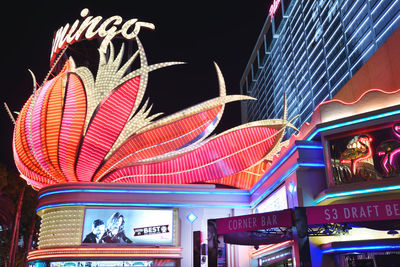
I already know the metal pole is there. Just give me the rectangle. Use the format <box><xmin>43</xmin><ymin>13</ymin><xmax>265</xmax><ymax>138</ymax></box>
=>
<box><xmin>8</xmin><ymin>187</ymin><xmax>25</xmax><ymax>267</ymax></box>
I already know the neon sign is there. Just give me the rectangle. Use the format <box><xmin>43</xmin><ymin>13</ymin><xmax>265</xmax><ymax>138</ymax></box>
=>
<box><xmin>377</xmin><ymin>123</ymin><xmax>400</xmax><ymax>176</ymax></box>
<box><xmin>328</xmin><ymin>122</ymin><xmax>400</xmax><ymax>185</ymax></box>
<box><xmin>50</xmin><ymin>8</ymin><xmax>155</xmax><ymax>64</ymax></box>
<box><xmin>339</xmin><ymin>135</ymin><xmax>373</xmax><ymax>176</ymax></box>
<box><xmin>269</xmin><ymin>0</ymin><xmax>281</xmax><ymax>21</ymax></box>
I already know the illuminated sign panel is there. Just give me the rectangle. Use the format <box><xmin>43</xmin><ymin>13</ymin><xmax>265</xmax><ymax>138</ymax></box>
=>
<box><xmin>81</xmin><ymin>208</ymin><xmax>174</xmax><ymax>245</ymax></box>
<box><xmin>307</xmin><ymin>199</ymin><xmax>400</xmax><ymax>225</ymax></box>
<box><xmin>327</xmin><ymin>122</ymin><xmax>400</xmax><ymax>185</ymax></box>
<box><xmin>216</xmin><ymin>209</ymin><xmax>293</xmax><ymax>234</ymax></box>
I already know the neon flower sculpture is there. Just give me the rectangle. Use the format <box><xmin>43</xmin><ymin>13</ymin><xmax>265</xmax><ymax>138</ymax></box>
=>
<box><xmin>13</xmin><ymin>38</ymin><xmax>295</xmax><ymax>190</ymax></box>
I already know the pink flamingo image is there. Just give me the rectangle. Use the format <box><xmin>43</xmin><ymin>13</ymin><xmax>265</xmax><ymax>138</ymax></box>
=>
<box><xmin>377</xmin><ymin>123</ymin><xmax>400</xmax><ymax>176</ymax></box>
<box><xmin>340</xmin><ymin>135</ymin><xmax>373</xmax><ymax>176</ymax></box>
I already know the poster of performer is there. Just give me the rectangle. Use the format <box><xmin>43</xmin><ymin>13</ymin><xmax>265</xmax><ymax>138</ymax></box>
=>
<box><xmin>81</xmin><ymin>208</ymin><xmax>174</xmax><ymax>245</ymax></box>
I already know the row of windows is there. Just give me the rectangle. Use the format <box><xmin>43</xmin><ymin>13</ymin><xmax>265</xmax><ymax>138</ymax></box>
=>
<box><xmin>243</xmin><ymin>0</ymin><xmax>400</xmax><ymax>137</ymax></box>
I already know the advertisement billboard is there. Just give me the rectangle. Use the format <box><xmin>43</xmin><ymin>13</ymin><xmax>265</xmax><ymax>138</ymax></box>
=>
<box><xmin>81</xmin><ymin>208</ymin><xmax>174</xmax><ymax>245</ymax></box>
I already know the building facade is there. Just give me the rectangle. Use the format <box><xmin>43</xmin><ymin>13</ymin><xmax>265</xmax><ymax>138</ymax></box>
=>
<box><xmin>240</xmin><ymin>0</ymin><xmax>400</xmax><ymax>136</ymax></box>
<box><xmin>12</xmin><ymin>3</ymin><xmax>400</xmax><ymax>267</ymax></box>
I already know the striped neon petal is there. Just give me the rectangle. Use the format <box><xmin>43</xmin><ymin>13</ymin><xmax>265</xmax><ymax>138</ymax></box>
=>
<box><xmin>42</xmin><ymin>74</ymin><xmax>68</xmax><ymax>182</ymax></box>
<box><xmin>76</xmin><ymin>76</ymin><xmax>141</xmax><ymax>181</ymax></box>
<box><xmin>205</xmin><ymin>160</ymin><xmax>268</xmax><ymax>189</ymax></box>
<box><xmin>30</xmin><ymin>79</ymin><xmax>56</xmax><ymax>179</ymax></box>
<box><xmin>40</xmin><ymin>62</ymin><xmax>72</xmax><ymax>182</ymax></box>
<box><xmin>94</xmin><ymin>106</ymin><xmax>223</xmax><ymax>181</ymax></box>
<box><xmin>14</xmin><ymin>96</ymin><xmax>49</xmax><ymax>179</ymax></box>
<box><xmin>13</xmin><ymin>143</ymin><xmax>55</xmax><ymax>188</ymax></box>
<box><xmin>58</xmin><ymin>73</ymin><xmax>87</xmax><ymax>181</ymax></box>
<box><xmin>102</xmin><ymin>126</ymin><xmax>278</xmax><ymax>187</ymax></box>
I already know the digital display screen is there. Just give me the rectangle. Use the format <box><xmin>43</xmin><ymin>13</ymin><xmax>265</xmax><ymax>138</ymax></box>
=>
<box><xmin>81</xmin><ymin>208</ymin><xmax>174</xmax><ymax>245</ymax></box>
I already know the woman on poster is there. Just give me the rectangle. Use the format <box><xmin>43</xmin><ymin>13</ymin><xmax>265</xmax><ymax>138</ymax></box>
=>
<box><xmin>102</xmin><ymin>212</ymin><xmax>133</xmax><ymax>244</ymax></box>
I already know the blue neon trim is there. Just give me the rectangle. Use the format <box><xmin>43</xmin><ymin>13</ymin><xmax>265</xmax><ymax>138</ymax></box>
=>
<box><xmin>250</xmin><ymin>162</ymin><xmax>325</xmax><ymax>208</ymax></box>
<box><xmin>38</xmin><ymin>188</ymin><xmax>250</xmax><ymax>199</ymax></box>
<box><xmin>323</xmin><ymin>244</ymin><xmax>400</xmax><ymax>254</ymax></box>
<box><xmin>306</xmin><ymin>109</ymin><xmax>400</xmax><ymax>141</ymax></box>
<box><xmin>37</xmin><ymin>202</ymin><xmax>250</xmax><ymax>212</ymax></box>
<box><xmin>314</xmin><ymin>184</ymin><xmax>400</xmax><ymax>205</ymax></box>
<box><xmin>250</xmin><ymin>144</ymin><xmax>323</xmax><ymax>194</ymax></box>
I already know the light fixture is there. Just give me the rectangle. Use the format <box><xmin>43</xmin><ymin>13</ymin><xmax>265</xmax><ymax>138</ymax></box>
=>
<box><xmin>288</xmin><ymin>182</ymin><xmax>296</xmax><ymax>194</ymax></box>
<box><xmin>187</xmin><ymin>212</ymin><xmax>198</xmax><ymax>223</ymax></box>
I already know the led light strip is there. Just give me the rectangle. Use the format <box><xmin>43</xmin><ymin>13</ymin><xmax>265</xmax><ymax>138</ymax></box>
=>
<box><xmin>29</xmin><ymin>247</ymin><xmax>182</xmax><ymax>254</ymax></box>
<box><xmin>306</xmin><ymin>109</ymin><xmax>400</xmax><ymax>141</ymax></box>
<box><xmin>28</xmin><ymin>253</ymin><xmax>181</xmax><ymax>261</ymax></box>
<box><xmin>251</xmin><ymin>162</ymin><xmax>325</xmax><ymax>208</ymax></box>
<box><xmin>37</xmin><ymin>201</ymin><xmax>250</xmax><ymax>212</ymax></box>
<box><xmin>250</xmin><ymin>144</ymin><xmax>323</xmax><ymax>194</ymax></box>
<box><xmin>314</xmin><ymin>184</ymin><xmax>400</xmax><ymax>205</ymax></box>
<box><xmin>251</xmin><ymin>240</ymin><xmax>293</xmax><ymax>258</ymax></box>
<box><xmin>322</xmin><ymin>244</ymin><xmax>400</xmax><ymax>254</ymax></box>
<box><xmin>39</xmin><ymin>188</ymin><xmax>250</xmax><ymax>199</ymax></box>
<box><xmin>28</xmin><ymin>246</ymin><xmax>182</xmax><ymax>261</ymax></box>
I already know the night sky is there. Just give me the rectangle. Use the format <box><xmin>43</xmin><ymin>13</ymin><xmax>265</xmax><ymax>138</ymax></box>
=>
<box><xmin>1</xmin><ymin>1</ymin><xmax>270</xmax><ymax>170</ymax></box>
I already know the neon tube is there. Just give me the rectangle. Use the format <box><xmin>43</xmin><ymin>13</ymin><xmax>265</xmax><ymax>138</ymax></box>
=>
<box><xmin>251</xmin><ymin>240</ymin><xmax>293</xmax><ymax>258</ymax></box>
<box><xmin>39</xmin><ymin>188</ymin><xmax>250</xmax><ymax>199</ymax></box>
<box><xmin>250</xmin><ymin>144</ymin><xmax>323</xmax><ymax>194</ymax></box>
<box><xmin>322</xmin><ymin>244</ymin><xmax>400</xmax><ymax>254</ymax></box>
<box><xmin>37</xmin><ymin>201</ymin><xmax>250</xmax><ymax>212</ymax></box>
<box><xmin>28</xmin><ymin>253</ymin><xmax>182</xmax><ymax>261</ymax></box>
<box><xmin>307</xmin><ymin>109</ymin><xmax>400</xmax><ymax>141</ymax></box>
<box><xmin>314</xmin><ymin>184</ymin><xmax>400</xmax><ymax>205</ymax></box>
<box><xmin>251</xmin><ymin>162</ymin><xmax>325</xmax><ymax>208</ymax></box>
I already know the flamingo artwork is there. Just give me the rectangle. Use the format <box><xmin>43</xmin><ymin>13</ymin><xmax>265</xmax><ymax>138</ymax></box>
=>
<box><xmin>339</xmin><ymin>135</ymin><xmax>373</xmax><ymax>176</ymax></box>
<box><xmin>377</xmin><ymin>123</ymin><xmax>400</xmax><ymax>176</ymax></box>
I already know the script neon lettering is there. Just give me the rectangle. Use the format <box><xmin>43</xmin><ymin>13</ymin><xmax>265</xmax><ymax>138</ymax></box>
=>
<box><xmin>50</xmin><ymin>8</ymin><xmax>155</xmax><ymax>64</ymax></box>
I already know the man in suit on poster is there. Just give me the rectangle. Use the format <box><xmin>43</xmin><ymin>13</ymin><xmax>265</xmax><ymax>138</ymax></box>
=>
<box><xmin>83</xmin><ymin>219</ymin><xmax>106</xmax><ymax>243</ymax></box>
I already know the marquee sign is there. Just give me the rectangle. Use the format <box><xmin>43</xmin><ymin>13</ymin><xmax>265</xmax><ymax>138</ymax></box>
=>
<box><xmin>50</xmin><ymin>8</ymin><xmax>155</xmax><ymax>64</ymax></box>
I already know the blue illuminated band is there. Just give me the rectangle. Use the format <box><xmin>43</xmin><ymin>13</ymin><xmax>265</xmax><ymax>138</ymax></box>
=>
<box><xmin>250</xmin><ymin>144</ymin><xmax>323</xmax><ymax>194</ymax></box>
<box><xmin>306</xmin><ymin>109</ymin><xmax>400</xmax><ymax>141</ymax></box>
<box><xmin>37</xmin><ymin>202</ymin><xmax>251</xmax><ymax>212</ymax></box>
<box><xmin>38</xmin><ymin>188</ymin><xmax>250</xmax><ymax>199</ymax></box>
<box><xmin>251</xmin><ymin>162</ymin><xmax>325</xmax><ymax>208</ymax></box>
<box><xmin>314</xmin><ymin>184</ymin><xmax>400</xmax><ymax>205</ymax></box>
<box><xmin>323</xmin><ymin>244</ymin><xmax>400</xmax><ymax>254</ymax></box>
